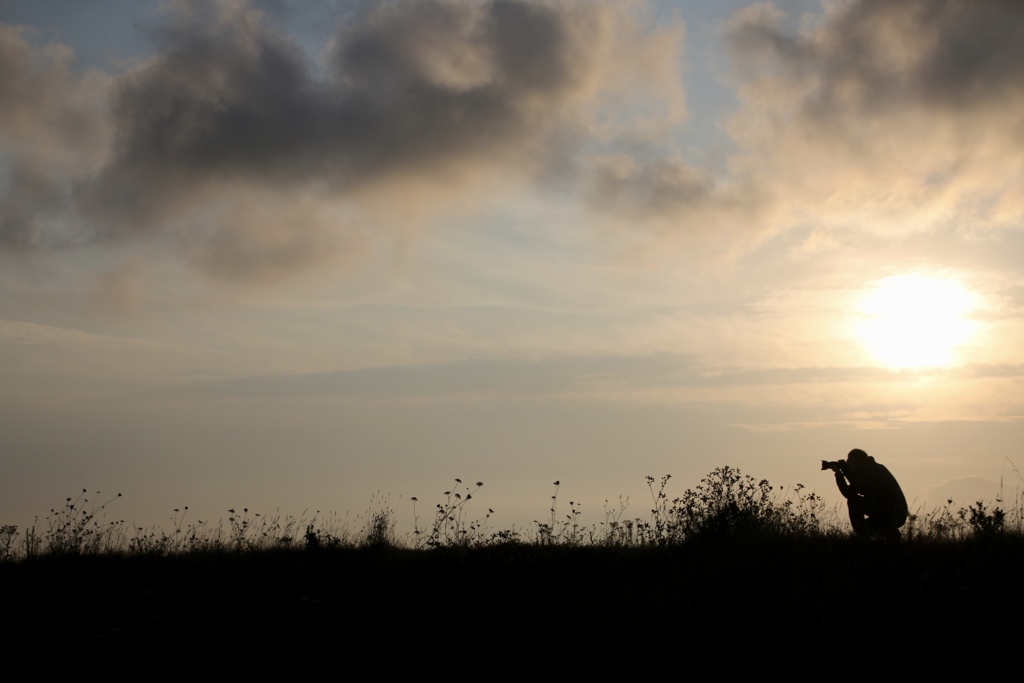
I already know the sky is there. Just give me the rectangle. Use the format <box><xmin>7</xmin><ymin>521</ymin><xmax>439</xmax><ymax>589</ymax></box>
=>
<box><xmin>2</xmin><ymin>0</ymin><xmax>1024</xmax><ymax>536</ymax></box>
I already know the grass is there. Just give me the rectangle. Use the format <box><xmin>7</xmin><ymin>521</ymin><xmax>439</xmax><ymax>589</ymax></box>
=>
<box><xmin>3</xmin><ymin>465</ymin><xmax>1021</xmax><ymax>560</ymax></box>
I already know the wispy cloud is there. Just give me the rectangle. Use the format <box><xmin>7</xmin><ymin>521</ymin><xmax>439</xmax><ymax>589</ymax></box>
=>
<box><xmin>724</xmin><ymin>0</ymin><xmax>1024</xmax><ymax>237</ymax></box>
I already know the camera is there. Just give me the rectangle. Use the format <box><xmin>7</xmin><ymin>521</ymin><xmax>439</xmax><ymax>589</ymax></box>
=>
<box><xmin>821</xmin><ymin>459</ymin><xmax>847</xmax><ymax>473</ymax></box>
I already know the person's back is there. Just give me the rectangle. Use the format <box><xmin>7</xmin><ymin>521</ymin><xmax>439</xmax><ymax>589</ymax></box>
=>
<box><xmin>832</xmin><ymin>449</ymin><xmax>908</xmax><ymax>538</ymax></box>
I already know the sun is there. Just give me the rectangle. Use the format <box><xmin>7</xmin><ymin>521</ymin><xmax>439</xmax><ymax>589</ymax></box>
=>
<box><xmin>857</xmin><ymin>273</ymin><xmax>978</xmax><ymax>369</ymax></box>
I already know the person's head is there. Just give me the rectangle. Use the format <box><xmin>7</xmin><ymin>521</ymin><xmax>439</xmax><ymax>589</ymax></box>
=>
<box><xmin>847</xmin><ymin>448</ymin><xmax>870</xmax><ymax>473</ymax></box>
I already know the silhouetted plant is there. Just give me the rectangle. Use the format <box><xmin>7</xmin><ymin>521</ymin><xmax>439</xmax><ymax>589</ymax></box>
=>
<box><xmin>770</xmin><ymin>483</ymin><xmax>837</xmax><ymax>536</ymax></box>
<box><xmin>967</xmin><ymin>501</ymin><xmax>1006</xmax><ymax>538</ymax></box>
<box><xmin>639</xmin><ymin>466</ymin><xmax>838</xmax><ymax>544</ymax></box>
<box><xmin>533</xmin><ymin>480</ymin><xmax>560</xmax><ymax>545</ymax></box>
<box><xmin>227</xmin><ymin>508</ymin><xmax>254</xmax><ymax>551</ymax></box>
<box><xmin>908</xmin><ymin>499</ymin><xmax>970</xmax><ymax>541</ymax></box>
<box><xmin>304</xmin><ymin>523</ymin><xmax>348</xmax><ymax>551</ymax></box>
<box><xmin>416</xmin><ymin>479</ymin><xmax>491</xmax><ymax>548</ymax></box>
<box><xmin>22</xmin><ymin>525</ymin><xmax>40</xmax><ymax>559</ymax></box>
<box><xmin>599</xmin><ymin>496</ymin><xmax>632</xmax><ymax>546</ymax></box>
<box><xmin>40</xmin><ymin>490</ymin><xmax>124</xmax><ymax>556</ymax></box>
<box><xmin>360</xmin><ymin>494</ymin><xmax>396</xmax><ymax>548</ymax></box>
<box><xmin>0</xmin><ymin>525</ymin><xmax>18</xmax><ymax>562</ymax></box>
<box><xmin>674</xmin><ymin>466</ymin><xmax>779</xmax><ymax>540</ymax></box>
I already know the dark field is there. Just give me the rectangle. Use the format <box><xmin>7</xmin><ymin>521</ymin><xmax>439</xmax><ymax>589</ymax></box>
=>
<box><xmin>6</xmin><ymin>535</ymin><xmax>1023</xmax><ymax>671</ymax></box>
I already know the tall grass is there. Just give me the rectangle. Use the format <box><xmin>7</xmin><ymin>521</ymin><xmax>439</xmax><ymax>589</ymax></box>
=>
<box><xmin>2</xmin><ymin>466</ymin><xmax>1021</xmax><ymax>561</ymax></box>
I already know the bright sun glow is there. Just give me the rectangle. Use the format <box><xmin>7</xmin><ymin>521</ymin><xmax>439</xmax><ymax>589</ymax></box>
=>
<box><xmin>857</xmin><ymin>273</ymin><xmax>978</xmax><ymax>369</ymax></box>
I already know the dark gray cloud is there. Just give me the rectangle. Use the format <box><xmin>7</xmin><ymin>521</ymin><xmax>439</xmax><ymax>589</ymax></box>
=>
<box><xmin>0</xmin><ymin>23</ymin><xmax>110</xmax><ymax>248</ymax></box>
<box><xmin>0</xmin><ymin>0</ymin><xmax>689</xmax><ymax>278</ymax></box>
<box><xmin>79</xmin><ymin>0</ymin><xmax>666</xmax><ymax>273</ymax></box>
<box><xmin>0</xmin><ymin>165</ymin><xmax>65</xmax><ymax>248</ymax></box>
<box><xmin>80</xmin><ymin>1</ymin><xmax>322</xmax><ymax>233</ymax></box>
<box><xmin>587</xmin><ymin>158</ymin><xmax>714</xmax><ymax>220</ymax></box>
<box><xmin>730</xmin><ymin>0</ymin><xmax>1024</xmax><ymax>119</ymax></box>
<box><xmin>583</xmin><ymin>155</ymin><xmax>767</xmax><ymax>235</ymax></box>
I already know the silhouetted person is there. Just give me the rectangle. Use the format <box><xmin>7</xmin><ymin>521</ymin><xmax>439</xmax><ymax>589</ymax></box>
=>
<box><xmin>827</xmin><ymin>448</ymin><xmax>908</xmax><ymax>540</ymax></box>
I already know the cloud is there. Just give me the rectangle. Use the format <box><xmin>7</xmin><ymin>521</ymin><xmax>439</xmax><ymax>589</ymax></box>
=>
<box><xmin>0</xmin><ymin>0</ymin><xmax>689</xmax><ymax>280</ymax></box>
<box><xmin>586</xmin><ymin>155</ymin><xmax>714</xmax><ymax>222</ymax></box>
<box><xmin>571</xmin><ymin>0</ymin><xmax>1024</xmax><ymax>248</ymax></box>
<box><xmin>724</xmin><ymin>0</ymin><xmax>1024</xmax><ymax>237</ymax></box>
<box><xmin>583</xmin><ymin>154</ymin><xmax>768</xmax><ymax>242</ymax></box>
<box><xmin>6</xmin><ymin>0</ymin><xmax>1021</xmax><ymax>280</ymax></box>
<box><xmin>730</xmin><ymin>0</ymin><xmax>1024</xmax><ymax>116</ymax></box>
<box><xmin>0</xmin><ymin>23</ymin><xmax>112</xmax><ymax>248</ymax></box>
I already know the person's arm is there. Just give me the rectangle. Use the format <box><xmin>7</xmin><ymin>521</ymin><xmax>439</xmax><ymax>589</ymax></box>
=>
<box><xmin>835</xmin><ymin>471</ymin><xmax>854</xmax><ymax>499</ymax></box>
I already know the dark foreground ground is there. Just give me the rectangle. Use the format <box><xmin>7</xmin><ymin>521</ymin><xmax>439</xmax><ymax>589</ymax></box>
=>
<box><xmin>5</xmin><ymin>536</ymin><xmax>1021</xmax><ymax>672</ymax></box>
